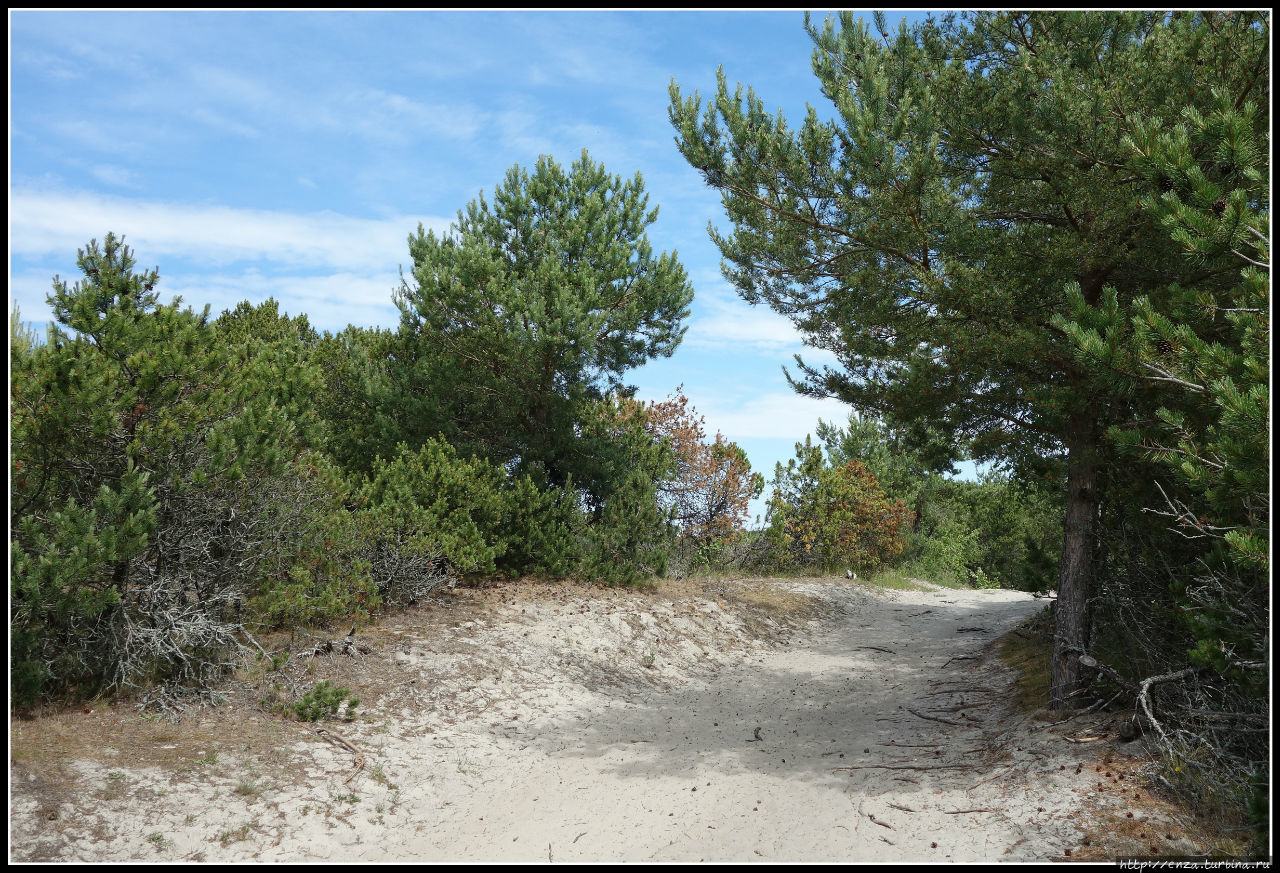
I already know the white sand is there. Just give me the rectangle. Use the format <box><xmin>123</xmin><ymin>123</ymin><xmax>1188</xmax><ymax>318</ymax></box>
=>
<box><xmin>12</xmin><ymin>580</ymin><xmax>1106</xmax><ymax>862</ymax></box>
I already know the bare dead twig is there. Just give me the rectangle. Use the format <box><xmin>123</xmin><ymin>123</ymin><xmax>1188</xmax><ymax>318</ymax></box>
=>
<box><xmin>925</xmin><ymin>685</ymin><xmax>997</xmax><ymax>696</ymax></box>
<box><xmin>315</xmin><ymin>726</ymin><xmax>366</xmax><ymax>785</ymax></box>
<box><xmin>907</xmin><ymin>707</ymin><xmax>962</xmax><ymax>726</ymax></box>
<box><xmin>1034</xmin><ymin>687</ymin><xmax>1128</xmax><ymax>730</ymax></box>
<box><xmin>836</xmin><ymin>764</ymin><xmax>971</xmax><ymax>771</ymax></box>
<box><xmin>1137</xmin><ymin>665</ymin><xmax>1202</xmax><ymax>747</ymax></box>
<box><xmin>944</xmin><ymin>808</ymin><xmax>997</xmax><ymax>814</ymax></box>
<box><xmin>1078</xmin><ymin>653</ymin><xmax>1135</xmax><ymax>691</ymax></box>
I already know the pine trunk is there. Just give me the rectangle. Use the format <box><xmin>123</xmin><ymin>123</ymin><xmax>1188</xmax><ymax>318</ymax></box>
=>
<box><xmin>1050</xmin><ymin>412</ymin><xmax>1100</xmax><ymax>709</ymax></box>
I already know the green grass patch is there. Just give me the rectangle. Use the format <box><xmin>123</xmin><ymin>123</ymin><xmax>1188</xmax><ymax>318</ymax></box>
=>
<box><xmin>863</xmin><ymin>569</ymin><xmax>929</xmax><ymax>591</ymax></box>
<box><xmin>995</xmin><ymin>605</ymin><xmax>1053</xmax><ymax>714</ymax></box>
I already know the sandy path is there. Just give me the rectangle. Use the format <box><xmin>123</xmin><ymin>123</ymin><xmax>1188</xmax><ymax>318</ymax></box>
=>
<box><xmin>367</xmin><ymin>585</ymin><xmax>1072</xmax><ymax>863</ymax></box>
<box><xmin>11</xmin><ymin>581</ymin><xmax>1098</xmax><ymax>863</ymax></box>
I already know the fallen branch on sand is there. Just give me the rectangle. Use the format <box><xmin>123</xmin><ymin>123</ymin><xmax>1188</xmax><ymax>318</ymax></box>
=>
<box><xmin>836</xmin><ymin>764</ymin><xmax>971</xmax><ymax>772</ymax></box>
<box><xmin>907</xmin><ymin>707</ymin><xmax>961</xmax><ymax>726</ymax></box>
<box><xmin>924</xmin><ymin>686</ymin><xmax>996</xmax><ymax>697</ymax></box>
<box><xmin>1034</xmin><ymin>687</ymin><xmax>1128</xmax><ymax>731</ymax></box>
<box><xmin>315</xmin><ymin>726</ymin><xmax>366</xmax><ymax>785</ymax></box>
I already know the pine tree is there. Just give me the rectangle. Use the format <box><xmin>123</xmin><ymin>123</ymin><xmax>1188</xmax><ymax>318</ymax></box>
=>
<box><xmin>1059</xmin><ymin>89</ymin><xmax>1268</xmax><ymax>664</ymax></box>
<box><xmin>1058</xmin><ymin>93</ymin><xmax>1268</xmax><ymax>833</ymax></box>
<box><xmin>393</xmin><ymin>150</ymin><xmax>694</xmax><ymax>505</ymax></box>
<box><xmin>669</xmin><ymin>11</ymin><xmax>1268</xmax><ymax>706</ymax></box>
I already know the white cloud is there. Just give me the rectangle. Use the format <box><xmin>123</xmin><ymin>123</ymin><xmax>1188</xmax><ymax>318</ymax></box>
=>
<box><xmin>9</xmin><ymin>188</ymin><xmax>452</xmax><ymax>273</ymax></box>
<box><xmin>187</xmin><ymin>64</ymin><xmax>278</xmax><ymax>109</ymax></box>
<box><xmin>164</xmin><ymin>270</ymin><xmax>405</xmax><ymax>332</ymax></box>
<box><xmin>674</xmin><ymin>390</ymin><xmax>850</xmax><ymax>443</ymax></box>
<box><xmin>10</xmin><ymin>189</ymin><xmax>454</xmax><ymax>334</ymax></box>
<box><xmin>10</xmin><ymin>264</ymin><xmax>405</xmax><ymax>336</ymax></box>
<box><xmin>341</xmin><ymin>88</ymin><xmax>486</xmax><ymax>144</ymax></box>
<box><xmin>12</xmin><ymin>47</ymin><xmax>82</xmax><ymax>81</ymax></box>
<box><xmin>495</xmin><ymin>108</ymin><xmax>556</xmax><ymax>159</ymax></box>
<box><xmin>686</xmin><ymin>283</ymin><xmax>820</xmax><ymax>353</ymax></box>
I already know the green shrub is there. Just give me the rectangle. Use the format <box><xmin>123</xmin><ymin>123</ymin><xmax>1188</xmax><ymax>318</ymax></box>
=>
<box><xmin>9</xmin><ymin>236</ymin><xmax>323</xmax><ymax>706</ymax></box>
<box><xmin>291</xmin><ymin>681</ymin><xmax>359</xmax><ymax>722</ymax></box>
<box><xmin>765</xmin><ymin>438</ymin><xmax>910</xmax><ymax>574</ymax></box>
<box><xmin>356</xmin><ymin>440</ymin><xmax>506</xmax><ymax>577</ymax></box>
<box><xmin>492</xmin><ymin>472</ymin><xmax>583</xmax><ymax>578</ymax></box>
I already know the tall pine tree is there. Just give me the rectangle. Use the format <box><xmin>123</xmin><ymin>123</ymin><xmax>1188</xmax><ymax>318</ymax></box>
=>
<box><xmin>669</xmin><ymin>11</ymin><xmax>1268</xmax><ymax>706</ymax></box>
<box><xmin>393</xmin><ymin>150</ymin><xmax>694</xmax><ymax>506</ymax></box>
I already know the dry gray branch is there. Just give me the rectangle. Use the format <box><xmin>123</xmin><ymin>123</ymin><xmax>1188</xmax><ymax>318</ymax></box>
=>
<box><xmin>906</xmin><ymin>707</ymin><xmax>962</xmax><ymax>726</ymax></box>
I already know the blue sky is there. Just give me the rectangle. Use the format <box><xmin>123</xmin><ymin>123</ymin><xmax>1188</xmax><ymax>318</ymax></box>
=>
<box><xmin>10</xmin><ymin>9</ymin><xmax>943</xmax><ymax>522</ymax></box>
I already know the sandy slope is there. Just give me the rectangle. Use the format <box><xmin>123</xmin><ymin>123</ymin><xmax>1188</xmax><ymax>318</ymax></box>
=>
<box><xmin>11</xmin><ymin>579</ymin><xmax>1146</xmax><ymax>862</ymax></box>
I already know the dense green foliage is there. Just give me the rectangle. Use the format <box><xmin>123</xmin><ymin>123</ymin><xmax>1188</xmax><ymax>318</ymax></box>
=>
<box><xmin>11</xmin><ymin>236</ymin><xmax>328</xmax><ymax>704</ymax></box>
<box><xmin>815</xmin><ymin>413</ymin><xmax>1063</xmax><ymax>591</ymax></box>
<box><xmin>392</xmin><ymin>150</ymin><xmax>693</xmax><ymax>495</ymax></box>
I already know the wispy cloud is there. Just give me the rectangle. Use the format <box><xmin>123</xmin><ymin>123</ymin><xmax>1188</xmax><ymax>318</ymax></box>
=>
<box><xmin>164</xmin><ymin>270</ymin><xmax>405</xmax><ymax>332</ymax></box>
<box><xmin>11</xmin><ymin>46</ymin><xmax>83</xmax><ymax>81</ymax></box>
<box><xmin>186</xmin><ymin>106</ymin><xmax>261</xmax><ymax>139</ymax></box>
<box><xmin>337</xmin><ymin>88</ymin><xmax>487</xmax><ymax>145</ymax></box>
<box><xmin>495</xmin><ymin>108</ymin><xmax>556</xmax><ymax>159</ymax></box>
<box><xmin>10</xmin><ymin>265</ymin><xmax>405</xmax><ymax>336</ymax></box>
<box><xmin>686</xmin><ymin>283</ymin><xmax>817</xmax><ymax>352</ymax></box>
<box><xmin>187</xmin><ymin>63</ymin><xmax>278</xmax><ymax>109</ymax></box>
<box><xmin>10</xmin><ymin>188</ymin><xmax>451</xmax><ymax>272</ymax></box>
<box><xmin>10</xmin><ymin>189</ymin><xmax>452</xmax><ymax>334</ymax></box>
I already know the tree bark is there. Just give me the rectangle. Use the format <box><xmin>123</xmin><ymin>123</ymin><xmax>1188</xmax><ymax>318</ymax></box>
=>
<box><xmin>1050</xmin><ymin>411</ymin><xmax>1100</xmax><ymax>709</ymax></box>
